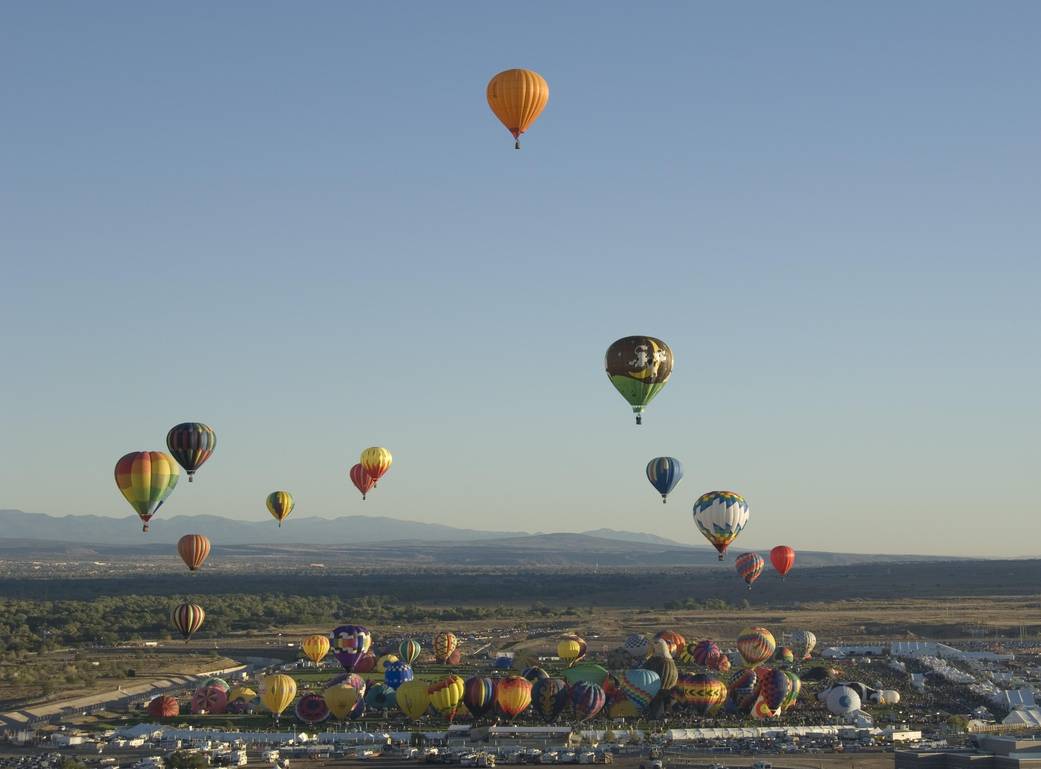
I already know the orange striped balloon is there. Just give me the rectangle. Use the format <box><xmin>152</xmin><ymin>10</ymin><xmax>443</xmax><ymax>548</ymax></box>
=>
<box><xmin>177</xmin><ymin>534</ymin><xmax>211</xmax><ymax>572</ymax></box>
<box><xmin>487</xmin><ymin>69</ymin><xmax>549</xmax><ymax>149</ymax></box>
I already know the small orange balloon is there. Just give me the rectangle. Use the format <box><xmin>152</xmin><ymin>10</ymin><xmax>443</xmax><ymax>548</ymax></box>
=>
<box><xmin>487</xmin><ymin>69</ymin><xmax>549</xmax><ymax>149</ymax></box>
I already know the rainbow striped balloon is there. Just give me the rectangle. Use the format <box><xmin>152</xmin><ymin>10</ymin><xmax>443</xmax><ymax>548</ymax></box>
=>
<box><xmin>115</xmin><ymin>451</ymin><xmax>179</xmax><ymax>531</ymax></box>
<box><xmin>171</xmin><ymin>602</ymin><xmax>205</xmax><ymax>641</ymax></box>
<box><xmin>735</xmin><ymin>552</ymin><xmax>765</xmax><ymax>589</ymax></box>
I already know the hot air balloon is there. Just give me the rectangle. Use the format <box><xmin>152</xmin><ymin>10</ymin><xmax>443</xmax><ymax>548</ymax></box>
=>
<box><xmin>735</xmin><ymin>552</ymin><xmax>765</xmax><ymax>589</ymax></box>
<box><xmin>398</xmin><ymin>639</ymin><xmax>421</xmax><ymax>665</ymax></box>
<box><xmin>331</xmin><ymin>624</ymin><xmax>371</xmax><ymax>671</ymax></box>
<box><xmin>114</xmin><ymin>451</ymin><xmax>179</xmax><ymax>531</ymax></box>
<box><xmin>486</xmin><ymin>68</ymin><xmax>549</xmax><ymax>149</ymax></box>
<box><xmin>266</xmin><ymin>490</ymin><xmax>294</xmax><ymax>527</ymax></box>
<box><xmin>770</xmin><ymin>545</ymin><xmax>795</xmax><ymax>578</ymax></box>
<box><xmin>562</xmin><ymin>663</ymin><xmax>609</xmax><ymax>687</ymax></box>
<box><xmin>302</xmin><ymin>634</ymin><xmax>330</xmax><ymax>665</ymax></box>
<box><xmin>620</xmin><ymin>669</ymin><xmax>661</xmax><ymax>711</ymax></box>
<box><xmin>654</xmin><ymin>630</ymin><xmax>686</xmax><ymax>658</ymax></box>
<box><xmin>376</xmin><ymin>654</ymin><xmax>399</xmax><ymax>673</ymax></box>
<box><xmin>349</xmin><ymin>464</ymin><xmax>375</xmax><ymax>500</ymax></box>
<box><xmin>690</xmin><ymin>640</ymin><xmax>721</xmax><ymax>669</ymax></box>
<box><xmin>774</xmin><ymin>646</ymin><xmax>795</xmax><ymax>665</ymax></box>
<box><xmin>570</xmin><ymin>682</ymin><xmax>607</xmax><ymax>721</ymax></box>
<box><xmin>325</xmin><ymin>684</ymin><xmax>362</xmax><ymax>722</ymax></box>
<box><xmin>522</xmin><ymin>666</ymin><xmax>550</xmax><ymax>682</ymax></box>
<box><xmin>646</xmin><ymin>457</ymin><xmax>683</xmax><ymax>503</ymax></box>
<box><xmin>147</xmin><ymin>695</ymin><xmax>179</xmax><ymax>718</ymax></box>
<box><xmin>177</xmin><ymin>534</ymin><xmax>211</xmax><ymax>572</ymax></box>
<box><xmin>728</xmin><ymin>669</ymin><xmax>759</xmax><ymax>712</ymax></box>
<box><xmin>228</xmin><ymin>686</ymin><xmax>256</xmax><ymax>704</ymax></box>
<box><xmin>396</xmin><ymin>679</ymin><xmax>430</xmax><ymax>720</ymax></box>
<box><xmin>605</xmin><ymin>336</ymin><xmax>674</xmax><ymax>425</ymax></box>
<box><xmin>353</xmin><ymin>652</ymin><xmax>377</xmax><ymax>673</ymax></box>
<box><xmin>623</xmin><ymin>634</ymin><xmax>650</xmax><ymax>659</ymax></box>
<box><xmin>325</xmin><ymin>672</ymin><xmax>367</xmax><ymax>695</ymax></box>
<box><xmin>171</xmin><ymin>602</ymin><xmax>205</xmax><ymax>641</ymax></box>
<box><xmin>295</xmin><ymin>693</ymin><xmax>330</xmax><ymax>724</ymax></box>
<box><xmin>781</xmin><ymin>670</ymin><xmax>801</xmax><ymax>711</ymax></box>
<box><xmin>644</xmin><ymin>655</ymin><xmax>678</xmax><ymax>692</ymax></box>
<box><xmin>427</xmin><ymin>675</ymin><xmax>465</xmax><ymax>722</ymax></box>
<box><xmin>359</xmin><ymin>447</ymin><xmax>392</xmax><ymax>486</ymax></box>
<box><xmin>200</xmin><ymin>677</ymin><xmax>229</xmax><ymax>693</ymax></box>
<box><xmin>191</xmin><ymin>686</ymin><xmax>227</xmax><ymax>715</ymax></box>
<box><xmin>463</xmin><ymin>677</ymin><xmax>497</xmax><ymax>720</ymax></box>
<box><xmin>758</xmin><ymin>667</ymin><xmax>791</xmax><ymax>712</ymax></box>
<box><xmin>790</xmin><ymin>630</ymin><xmax>817</xmax><ymax>660</ymax></box>
<box><xmin>825</xmin><ymin>685</ymin><xmax>861</xmax><ymax>715</ymax></box>
<box><xmin>675</xmin><ymin>674</ymin><xmax>728</xmax><ymax>716</ymax></box>
<box><xmin>365</xmin><ymin>682</ymin><xmax>397</xmax><ymax>710</ymax></box>
<box><xmin>495</xmin><ymin>676</ymin><xmax>532</xmax><ymax>719</ymax></box>
<box><xmin>737</xmin><ymin>627</ymin><xmax>776</xmax><ymax>667</ymax></box>
<box><xmin>715</xmin><ymin>654</ymin><xmax>732</xmax><ymax>674</ymax></box>
<box><xmin>383</xmin><ymin>660</ymin><xmax>414</xmax><ymax>689</ymax></box>
<box><xmin>433</xmin><ymin>631</ymin><xmax>458</xmax><ymax>663</ymax></box>
<box><xmin>557</xmin><ymin>635</ymin><xmax>587</xmax><ymax>666</ymax></box>
<box><xmin>166</xmin><ymin>423</ymin><xmax>216</xmax><ymax>482</ymax></box>
<box><xmin>259</xmin><ymin>674</ymin><xmax>297</xmax><ymax>719</ymax></box>
<box><xmin>692</xmin><ymin>491</ymin><xmax>749</xmax><ymax>560</ymax></box>
<box><xmin>531</xmin><ymin>677</ymin><xmax>568</xmax><ymax>723</ymax></box>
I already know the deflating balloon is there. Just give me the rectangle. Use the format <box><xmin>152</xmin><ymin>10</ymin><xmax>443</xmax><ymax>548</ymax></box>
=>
<box><xmin>605</xmin><ymin>336</ymin><xmax>673</xmax><ymax>424</ymax></box>
<box><xmin>774</xmin><ymin>646</ymin><xmax>795</xmax><ymax>665</ymax></box>
<box><xmin>115</xmin><ymin>451</ymin><xmax>180</xmax><ymax>531</ymax></box>
<box><xmin>735</xmin><ymin>552</ymin><xmax>765</xmax><ymax>589</ymax></box>
<box><xmin>266</xmin><ymin>491</ymin><xmax>294</xmax><ymax>527</ymax></box>
<box><xmin>693</xmin><ymin>491</ymin><xmax>749</xmax><ymax>560</ymax></box>
<box><xmin>166</xmin><ymin>422</ymin><xmax>216</xmax><ymax>482</ymax></box>
<box><xmin>825</xmin><ymin>685</ymin><xmax>861</xmax><ymax>715</ymax></box>
<box><xmin>177</xmin><ymin>534</ymin><xmax>211</xmax><ymax>571</ymax></box>
<box><xmin>486</xmin><ymin>68</ymin><xmax>549</xmax><ymax>149</ymax></box>
<box><xmin>646</xmin><ymin>457</ymin><xmax>683</xmax><ymax>503</ymax></box>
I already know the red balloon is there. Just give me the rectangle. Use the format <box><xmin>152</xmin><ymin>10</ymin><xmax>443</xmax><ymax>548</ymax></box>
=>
<box><xmin>147</xmin><ymin>695</ymin><xmax>179</xmax><ymax>718</ymax></box>
<box><xmin>770</xmin><ymin>545</ymin><xmax>795</xmax><ymax>577</ymax></box>
<box><xmin>349</xmin><ymin>464</ymin><xmax>376</xmax><ymax>500</ymax></box>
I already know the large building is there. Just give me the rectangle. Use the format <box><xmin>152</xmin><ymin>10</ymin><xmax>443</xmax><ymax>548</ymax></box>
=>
<box><xmin>896</xmin><ymin>737</ymin><xmax>1041</xmax><ymax>769</ymax></box>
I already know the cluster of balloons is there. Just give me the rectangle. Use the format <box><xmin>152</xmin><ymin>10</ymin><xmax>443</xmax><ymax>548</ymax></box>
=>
<box><xmin>734</xmin><ymin>545</ymin><xmax>796</xmax><ymax>589</ymax></box>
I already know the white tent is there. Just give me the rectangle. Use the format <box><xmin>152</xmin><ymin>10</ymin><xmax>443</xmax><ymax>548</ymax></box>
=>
<box><xmin>1002</xmin><ymin>707</ymin><xmax>1041</xmax><ymax>728</ymax></box>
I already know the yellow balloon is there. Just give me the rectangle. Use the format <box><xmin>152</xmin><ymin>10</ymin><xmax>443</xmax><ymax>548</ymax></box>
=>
<box><xmin>376</xmin><ymin>653</ymin><xmax>399</xmax><ymax>673</ymax></box>
<box><xmin>259</xmin><ymin>674</ymin><xmax>297</xmax><ymax>716</ymax></box>
<box><xmin>427</xmin><ymin>675</ymin><xmax>465</xmax><ymax>720</ymax></box>
<box><xmin>557</xmin><ymin>637</ymin><xmax>585</xmax><ymax>665</ymax></box>
<box><xmin>396</xmin><ymin>679</ymin><xmax>431</xmax><ymax>720</ymax></box>
<box><xmin>302</xmin><ymin>634</ymin><xmax>330</xmax><ymax>664</ymax></box>
<box><xmin>486</xmin><ymin>69</ymin><xmax>550</xmax><ymax>149</ymax></box>
<box><xmin>609</xmin><ymin>699</ymin><xmax>640</xmax><ymax>719</ymax></box>
<box><xmin>324</xmin><ymin>684</ymin><xmax>362</xmax><ymax>721</ymax></box>
<box><xmin>360</xmin><ymin>447</ymin><xmax>392</xmax><ymax>485</ymax></box>
<box><xmin>227</xmin><ymin>686</ymin><xmax>256</xmax><ymax>703</ymax></box>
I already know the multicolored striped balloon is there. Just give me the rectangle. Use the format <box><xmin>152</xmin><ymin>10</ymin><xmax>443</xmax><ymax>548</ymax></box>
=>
<box><xmin>735</xmin><ymin>552</ymin><xmax>765</xmax><ymax>589</ymax></box>
<box><xmin>569</xmin><ymin>681</ymin><xmax>606</xmax><ymax>721</ymax></box>
<box><xmin>398</xmin><ymin>638</ymin><xmax>421</xmax><ymax>665</ymax></box>
<box><xmin>463</xmin><ymin>676</ymin><xmax>497</xmax><ymax>719</ymax></box>
<box><xmin>166</xmin><ymin>422</ymin><xmax>216</xmax><ymax>482</ymax></box>
<box><xmin>177</xmin><ymin>534</ymin><xmax>211</xmax><ymax>571</ymax></box>
<box><xmin>620</xmin><ymin>668</ymin><xmax>661</xmax><ymax>710</ymax></box>
<box><xmin>737</xmin><ymin>627</ymin><xmax>776</xmax><ymax>667</ymax></box>
<box><xmin>171</xmin><ymin>602</ymin><xmax>205</xmax><ymax>641</ymax></box>
<box><xmin>266</xmin><ymin>491</ymin><xmax>294</xmax><ymax>527</ymax></box>
<box><xmin>115</xmin><ymin>451</ymin><xmax>180</xmax><ymax>532</ymax></box>
<box><xmin>675</xmin><ymin>673</ymin><xmax>728</xmax><ymax>716</ymax></box>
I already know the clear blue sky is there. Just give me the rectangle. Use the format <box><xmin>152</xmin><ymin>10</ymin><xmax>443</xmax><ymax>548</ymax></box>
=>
<box><xmin>2</xmin><ymin>2</ymin><xmax>1039</xmax><ymax>555</ymax></box>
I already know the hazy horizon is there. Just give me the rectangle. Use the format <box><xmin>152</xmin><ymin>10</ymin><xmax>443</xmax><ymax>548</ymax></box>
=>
<box><xmin>3</xmin><ymin>2</ymin><xmax>1040</xmax><ymax>557</ymax></box>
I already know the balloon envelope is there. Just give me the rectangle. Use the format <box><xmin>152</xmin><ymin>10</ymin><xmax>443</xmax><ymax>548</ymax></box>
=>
<box><xmin>266</xmin><ymin>490</ymin><xmax>294</xmax><ymax>527</ymax></box>
<box><xmin>495</xmin><ymin>676</ymin><xmax>533</xmax><ymax>719</ymax></box>
<box><xmin>114</xmin><ymin>451</ymin><xmax>179</xmax><ymax>531</ymax></box>
<box><xmin>486</xmin><ymin>68</ymin><xmax>549</xmax><ymax>148</ymax></box>
<box><xmin>531</xmin><ymin>677</ymin><xmax>569</xmax><ymax>724</ymax></box>
<box><xmin>177</xmin><ymin>534</ymin><xmax>211</xmax><ymax>571</ymax></box>
<box><xmin>570</xmin><ymin>682</ymin><xmax>607</xmax><ymax>721</ymax></box>
<box><xmin>737</xmin><ymin>627</ymin><xmax>776</xmax><ymax>667</ymax></box>
<box><xmin>349</xmin><ymin>464</ymin><xmax>375</xmax><ymax>499</ymax></box>
<box><xmin>735</xmin><ymin>552</ymin><xmax>765</xmax><ymax>588</ymax></box>
<box><xmin>331</xmin><ymin>624</ymin><xmax>372</xmax><ymax>671</ymax></box>
<box><xmin>302</xmin><ymin>635</ymin><xmax>330</xmax><ymax>664</ymax></box>
<box><xmin>693</xmin><ymin>491</ymin><xmax>749</xmax><ymax>559</ymax></box>
<box><xmin>620</xmin><ymin>668</ymin><xmax>661</xmax><ymax>710</ymax></box>
<box><xmin>166</xmin><ymin>422</ymin><xmax>216</xmax><ymax>481</ymax></box>
<box><xmin>360</xmin><ymin>447</ymin><xmax>392</xmax><ymax>484</ymax></box>
<box><xmin>259</xmin><ymin>674</ymin><xmax>297</xmax><ymax>717</ymax></box>
<box><xmin>171</xmin><ymin>602</ymin><xmax>205</xmax><ymax>641</ymax></box>
<box><xmin>383</xmin><ymin>661</ymin><xmax>414</xmax><ymax>689</ymax></box>
<box><xmin>396</xmin><ymin>680</ymin><xmax>430</xmax><ymax>720</ymax></box>
<box><xmin>295</xmin><ymin>693</ymin><xmax>330</xmax><ymax>724</ymax></box>
<box><xmin>463</xmin><ymin>677</ymin><xmax>497</xmax><ymax>719</ymax></box>
<box><xmin>770</xmin><ymin>545</ymin><xmax>796</xmax><ymax>577</ymax></box>
<box><xmin>605</xmin><ymin>336</ymin><xmax>673</xmax><ymax>424</ymax></box>
<box><xmin>646</xmin><ymin>457</ymin><xmax>683</xmax><ymax>502</ymax></box>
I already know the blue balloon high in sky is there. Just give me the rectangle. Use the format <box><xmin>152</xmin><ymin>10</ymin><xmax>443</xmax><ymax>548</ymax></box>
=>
<box><xmin>646</xmin><ymin>457</ymin><xmax>683</xmax><ymax>503</ymax></box>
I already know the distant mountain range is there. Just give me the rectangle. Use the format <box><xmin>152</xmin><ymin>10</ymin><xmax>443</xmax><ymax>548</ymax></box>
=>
<box><xmin>0</xmin><ymin>508</ymin><xmax>678</xmax><ymax>548</ymax></box>
<box><xmin>0</xmin><ymin>508</ymin><xmax>965</xmax><ymax>567</ymax></box>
